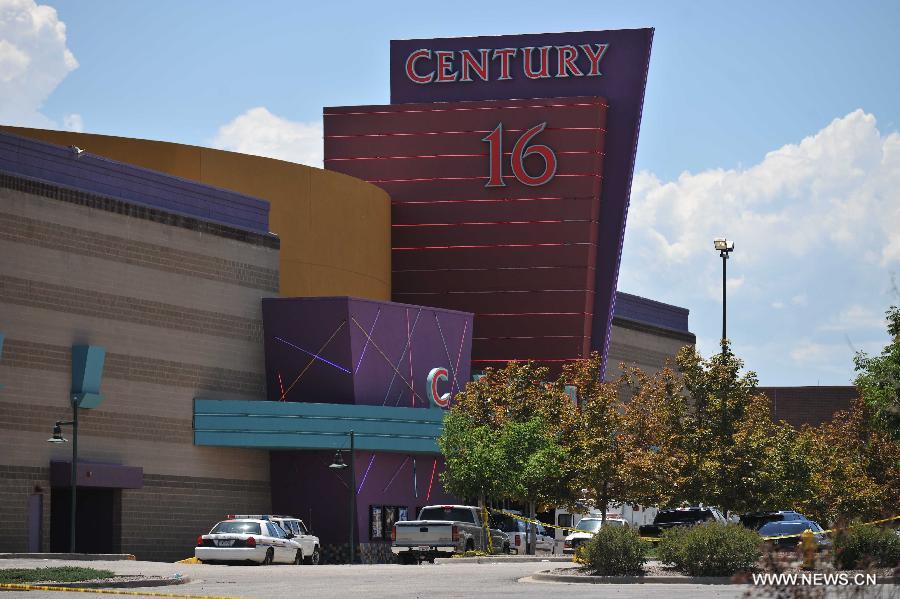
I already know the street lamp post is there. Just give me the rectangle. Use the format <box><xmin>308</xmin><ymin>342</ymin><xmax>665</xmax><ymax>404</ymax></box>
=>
<box><xmin>329</xmin><ymin>430</ymin><xmax>356</xmax><ymax>564</ymax></box>
<box><xmin>47</xmin><ymin>403</ymin><xmax>79</xmax><ymax>553</ymax></box>
<box><xmin>713</xmin><ymin>238</ymin><xmax>735</xmax><ymax>438</ymax></box>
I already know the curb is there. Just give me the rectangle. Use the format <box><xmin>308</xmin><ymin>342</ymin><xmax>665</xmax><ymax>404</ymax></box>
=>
<box><xmin>530</xmin><ymin>571</ymin><xmax>734</xmax><ymax>584</ymax></box>
<box><xmin>438</xmin><ymin>556</ymin><xmax>573</xmax><ymax>564</ymax></box>
<box><xmin>528</xmin><ymin>571</ymin><xmax>898</xmax><ymax>585</ymax></box>
<box><xmin>0</xmin><ymin>553</ymin><xmax>136</xmax><ymax>561</ymax></box>
<box><xmin>36</xmin><ymin>577</ymin><xmax>190</xmax><ymax>589</ymax></box>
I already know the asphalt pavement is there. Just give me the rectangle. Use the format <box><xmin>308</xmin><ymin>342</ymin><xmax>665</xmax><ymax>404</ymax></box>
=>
<box><xmin>0</xmin><ymin>557</ymin><xmax>773</xmax><ymax>599</ymax></box>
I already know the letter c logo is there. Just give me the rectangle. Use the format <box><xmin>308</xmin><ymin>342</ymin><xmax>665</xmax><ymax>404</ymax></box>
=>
<box><xmin>426</xmin><ymin>367</ymin><xmax>451</xmax><ymax>408</ymax></box>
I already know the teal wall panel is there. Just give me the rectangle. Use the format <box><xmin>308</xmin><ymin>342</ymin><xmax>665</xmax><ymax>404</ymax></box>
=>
<box><xmin>193</xmin><ymin>399</ymin><xmax>445</xmax><ymax>454</ymax></box>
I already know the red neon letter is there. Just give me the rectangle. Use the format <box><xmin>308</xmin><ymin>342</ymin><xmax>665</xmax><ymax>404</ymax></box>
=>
<box><xmin>555</xmin><ymin>45</ymin><xmax>582</xmax><ymax>78</ymax></box>
<box><xmin>406</xmin><ymin>49</ymin><xmax>434</xmax><ymax>84</ymax></box>
<box><xmin>435</xmin><ymin>51</ymin><xmax>457</xmax><ymax>82</ymax></box>
<box><xmin>492</xmin><ymin>48</ymin><xmax>517</xmax><ymax>81</ymax></box>
<box><xmin>522</xmin><ymin>46</ymin><xmax>550</xmax><ymax>79</ymax></box>
<box><xmin>482</xmin><ymin>123</ymin><xmax>505</xmax><ymax>188</ymax></box>
<box><xmin>511</xmin><ymin>122</ymin><xmax>557</xmax><ymax>186</ymax></box>
<box><xmin>581</xmin><ymin>43</ymin><xmax>609</xmax><ymax>76</ymax></box>
<box><xmin>460</xmin><ymin>49</ymin><xmax>489</xmax><ymax>82</ymax></box>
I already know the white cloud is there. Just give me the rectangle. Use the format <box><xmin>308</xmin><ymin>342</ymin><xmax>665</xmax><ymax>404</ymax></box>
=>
<box><xmin>62</xmin><ymin>112</ymin><xmax>82</xmax><ymax>132</ymax></box>
<box><xmin>211</xmin><ymin>107</ymin><xmax>323</xmax><ymax>168</ymax></box>
<box><xmin>818</xmin><ymin>304</ymin><xmax>886</xmax><ymax>332</ymax></box>
<box><xmin>619</xmin><ymin>110</ymin><xmax>900</xmax><ymax>384</ymax></box>
<box><xmin>0</xmin><ymin>0</ymin><xmax>78</xmax><ymax>127</ymax></box>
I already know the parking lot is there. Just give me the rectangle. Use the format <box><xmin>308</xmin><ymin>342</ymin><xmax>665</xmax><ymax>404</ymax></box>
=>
<box><xmin>0</xmin><ymin>557</ymin><xmax>754</xmax><ymax>599</ymax></box>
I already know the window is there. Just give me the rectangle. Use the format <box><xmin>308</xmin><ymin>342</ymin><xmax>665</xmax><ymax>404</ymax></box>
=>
<box><xmin>267</xmin><ymin>523</ymin><xmax>284</xmax><ymax>538</ymax></box>
<box><xmin>211</xmin><ymin>521</ymin><xmax>261</xmax><ymax>535</ymax></box>
<box><xmin>297</xmin><ymin>521</ymin><xmax>309</xmax><ymax>535</ymax></box>
<box><xmin>288</xmin><ymin>521</ymin><xmax>300</xmax><ymax>535</ymax></box>
<box><xmin>419</xmin><ymin>507</ymin><xmax>476</xmax><ymax>523</ymax></box>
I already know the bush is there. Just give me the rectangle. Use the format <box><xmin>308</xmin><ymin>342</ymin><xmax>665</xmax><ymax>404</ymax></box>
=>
<box><xmin>833</xmin><ymin>524</ymin><xmax>900</xmax><ymax>570</ymax></box>
<box><xmin>582</xmin><ymin>524</ymin><xmax>649</xmax><ymax>576</ymax></box>
<box><xmin>657</xmin><ymin>523</ymin><xmax>761</xmax><ymax>577</ymax></box>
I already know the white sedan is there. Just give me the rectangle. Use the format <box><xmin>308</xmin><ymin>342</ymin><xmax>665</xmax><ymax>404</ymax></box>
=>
<box><xmin>196</xmin><ymin>519</ymin><xmax>303</xmax><ymax>565</ymax></box>
<box><xmin>563</xmin><ymin>517</ymin><xmax>628</xmax><ymax>554</ymax></box>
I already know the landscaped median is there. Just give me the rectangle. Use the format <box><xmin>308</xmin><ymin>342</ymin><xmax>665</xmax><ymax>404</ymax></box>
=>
<box><xmin>525</xmin><ymin>522</ymin><xmax>899</xmax><ymax>587</ymax></box>
<box><xmin>0</xmin><ymin>566</ymin><xmax>189</xmax><ymax>589</ymax></box>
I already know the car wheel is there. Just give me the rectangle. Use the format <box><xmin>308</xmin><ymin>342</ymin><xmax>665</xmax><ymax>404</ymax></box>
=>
<box><xmin>260</xmin><ymin>548</ymin><xmax>274</xmax><ymax>566</ymax></box>
<box><xmin>398</xmin><ymin>553</ymin><xmax>416</xmax><ymax>565</ymax></box>
<box><xmin>503</xmin><ymin>543</ymin><xmax>511</xmax><ymax>554</ymax></box>
<box><xmin>465</xmin><ymin>539</ymin><xmax>475</xmax><ymax>552</ymax></box>
<box><xmin>304</xmin><ymin>546</ymin><xmax>320</xmax><ymax>565</ymax></box>
<box><xmin>293</xmin><ymin>550</ymin><xmax>303</xmax><ymax>565</ymax></box>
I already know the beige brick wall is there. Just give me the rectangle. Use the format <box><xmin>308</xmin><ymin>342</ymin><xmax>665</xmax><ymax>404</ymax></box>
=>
<box><xmin>0</xmin><ymin>181</ymin><xmax>278</xmax><ymax>555</ymax></box>
<box><xmin>606</xmin><ymin>317</ymin><xmax>695</xmax><ymax>379</ymax></box>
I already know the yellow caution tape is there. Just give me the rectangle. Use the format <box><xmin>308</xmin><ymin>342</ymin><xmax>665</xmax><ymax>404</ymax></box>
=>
<box><xmin>0</xmin><ymin>583</ymin><xmax>243</xmax><ymax>599</ymax></box>
<box><xmin>175</xmin><ymin>557</ymin><xmax>201</xmax><ymax>564</ymax></box>
<box><xmin>488</xmin><ymin>508</ymin><xmax>900</xmax><ymax>543</ymax></box>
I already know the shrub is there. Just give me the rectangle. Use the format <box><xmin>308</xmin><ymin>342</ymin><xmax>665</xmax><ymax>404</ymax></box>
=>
<box><xmin>833</xmin><ymin>524</ymin><xmax>900</xmax><ymax>570</ymax></box>
<box><xmin>657</xmin><ymin>523</ymin><xmax>761</xmax><ymax>577</ymax></box>
<box><xmin>582</xmin><ymin>524</ymin><xmax>649</xmax><ymax>576</ymax></box>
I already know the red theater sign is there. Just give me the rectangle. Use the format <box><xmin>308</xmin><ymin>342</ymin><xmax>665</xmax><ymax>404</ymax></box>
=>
<box><xmin>404</xmin><ymin>44</ymin><xmax>610</xmax><ymax>84</ymax></box>
<box><xmin>327</xmin><ymin>29</ymin><xmax>653</xmax><ymax>376</ymax></box>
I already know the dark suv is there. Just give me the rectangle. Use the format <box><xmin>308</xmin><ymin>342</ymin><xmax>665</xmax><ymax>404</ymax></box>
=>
<box><xmin>638</xmin><ymin>507</ymin><xmax>726</xmax><ymax>539</ymax></box>
<box><xmin>740</xmin><ymin>511</ymin><xmax>829</xmax><ymax>550</ymax></box>
<box><xmin>739</xmin><ymin>510</ymin><xmax>806</xmax><ymax>530</ymax></box>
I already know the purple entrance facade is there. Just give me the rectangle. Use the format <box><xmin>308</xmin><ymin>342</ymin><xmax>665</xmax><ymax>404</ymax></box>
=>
<box><xmin>262</xmin><ymin>297</ymin><xmax>472</xmax><ymax>560</ymax></box>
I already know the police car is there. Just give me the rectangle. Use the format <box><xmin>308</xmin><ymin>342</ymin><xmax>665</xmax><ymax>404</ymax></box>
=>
<box><xmin>195</xmin><ymin>517</ymin><xmax>304</xmax><ymax>565</ymax></box>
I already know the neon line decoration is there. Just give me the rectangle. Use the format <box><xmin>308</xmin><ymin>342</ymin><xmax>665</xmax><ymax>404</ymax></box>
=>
<box><xmin>354</xmin><ymin>308</ymin><xmax>381</xmax><ymax>374</ymax></box>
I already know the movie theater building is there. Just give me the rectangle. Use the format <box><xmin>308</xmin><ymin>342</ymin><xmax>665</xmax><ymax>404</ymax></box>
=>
<box><xmin>0</xmin><ymin>28</ymin><xmax>700</xmax><ymax>562</ymax></box>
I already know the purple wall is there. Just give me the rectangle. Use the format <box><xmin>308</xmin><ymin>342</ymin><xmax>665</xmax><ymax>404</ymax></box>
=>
<box><xmin>0</xmin><ymin>130</ymin><xmax>270</xmax><ymax>233</ymax></box>
<box><xmin>614</xmin><ymin>291</ymin><xmax>690</xmax><ymax>333</ymax></box>
<box><xmin>271</xmin><ymin>450</ymin><xmax>456</xmax><ymax>550</ymax></box>
<box><xmin>261</xmin><ymin>297</ymin><xmax>473</xmax><ymax>407</ymax></box>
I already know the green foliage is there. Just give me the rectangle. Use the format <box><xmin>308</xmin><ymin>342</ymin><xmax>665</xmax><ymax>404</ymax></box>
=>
<box><xmin>582</xmin><ymin>525</ymin><xmax>648</xmax><ymax>576</ymax></box>
<box><xmin>657</xmin><ymin>523</ymin><xmax>761</xmax><ymax>577</ymax></box>
<box><xmin>0</xmin><ymin>567</ymin><xmax>115</xmax><ymax>583</ymax></box>
<box><xmin>438</xmin><ymin>410</ymin><xmax>507</xmax><ymax>501</ymax></box>
<box><xmin>854</xmin><ymin>305</ymin><xmax>900</xmax><ymax>439</ymax></box>
<box><xmin>833</xmin><ymin>524</ymin><xmax>900</xmax><ymax>570</ymax></box>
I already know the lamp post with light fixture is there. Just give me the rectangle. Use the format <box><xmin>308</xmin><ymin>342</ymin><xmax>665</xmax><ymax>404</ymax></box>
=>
<box><xmin>329</xmin><ymin>430</ymin><xmax>356</xmax><ymax>564</ymax></box>
<box><xmin>714</xmin><ymin>238</ymin><xmax>735</xmax><ymax>346</ymax></box>
<box><xmin>47</xmin><ymin>413</ymin><xmax>78</xmax><ymax>553</ymax></box>
<box><xmin>713</xmin><ymin>237</ymin><xmax>735</xmax><ymax>445</ymax></box>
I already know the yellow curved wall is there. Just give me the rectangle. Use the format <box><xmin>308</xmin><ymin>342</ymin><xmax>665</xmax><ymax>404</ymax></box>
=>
<box><xmin>1</xmin><ymin>125</ymin><xmax>391</xmax><ymax>301</ymax></box>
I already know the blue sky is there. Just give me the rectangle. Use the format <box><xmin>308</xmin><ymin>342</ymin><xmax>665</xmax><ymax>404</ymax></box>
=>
<box><xmin>2</xmin><ymin>0</ymin><xmax>899</xmax><ymax>385</ymax></box>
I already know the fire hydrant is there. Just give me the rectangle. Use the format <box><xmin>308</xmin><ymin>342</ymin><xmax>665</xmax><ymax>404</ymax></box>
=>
<box><xmin>800</xmin><ymin>528</ymin><xmax>817</xmax><ymax>570</ymax></box>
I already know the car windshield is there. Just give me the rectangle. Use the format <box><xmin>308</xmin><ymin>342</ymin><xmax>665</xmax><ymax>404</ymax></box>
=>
<box><xmin>491</xmin><ymin>516</ymin><xmax>524</xmax><ymax>533</ymax></box>
<box><xmin>210</xmin><ymin>521</ymin><xmax>261</xmax><ymax>535</ymax></box>
<box><xmin>655</xmin><ymin>510</ymin><xmax>711</xmax><ymax>524</ymax></box>
<box><xmin>419</xmin><ymin>507</ymin><xmax>476</xmax><ymax>523</ymax></box>
<box><xmin>576</xmin><ymin>520</ymin><xmax>603</xmax><ymax>532</ymax></box>
<box><xmin>758</xmin><ymin>521</ymin><xmax>814</xmax><ymax>536</ymax></box>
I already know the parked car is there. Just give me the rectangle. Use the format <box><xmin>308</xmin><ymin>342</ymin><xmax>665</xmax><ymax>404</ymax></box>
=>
<box><xmin>638</xmin><ymin>506</ymin><xmax>727</xmax><ymax>539</ymax></box>
<box><xmin>758</xmin><ymin>519</ymin><xmax>831</xmax><ymax>551</ymax></box>
<box><xmin>391</xmin><ymin>505</ymin><xmax>510</xmax><ymax>564</ymax></box>
<box><xmin>490</xmin><ymin>512</ymin><xmax>555</xmax><ymax>554</ymax></box>
<box><xmin>231</xmin><ymin>514</ymin><xmax>320</xmax><ymax>565</ymax></box>
<box><xmin>562</xmin><ymin>517</ymin><xmax>628</xmax><ymax>554</ymax></box>
<box><xmin>196</xmin><ymin>518</ymin><xmax>303</xmax><ymax>565</ymax></box>
<box><xmin>739</xmin><ymin>510</ymin><xmax>808</xmax><ymax>531</ymax></box>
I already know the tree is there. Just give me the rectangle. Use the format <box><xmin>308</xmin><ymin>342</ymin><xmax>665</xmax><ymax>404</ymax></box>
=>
<box><xmin>440</xmin><ymin>361</ymin><xmax>577</xmax><ymax>554</ymax></box>
<box><xmin>854</xmin><ymin>305</ymin><xmax>900</xmax><ymax>439</ymax></box>
<box><xmin>671</xmin><ymin>342</ymin><xmax>801</xmax><ymax>514</ymax></box>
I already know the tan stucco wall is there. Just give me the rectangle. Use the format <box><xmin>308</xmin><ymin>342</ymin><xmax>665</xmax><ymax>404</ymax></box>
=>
<box><xmin>0</xmin><ymin>126</ymin><xmax>391</xmax><ymax>301</ymax></box>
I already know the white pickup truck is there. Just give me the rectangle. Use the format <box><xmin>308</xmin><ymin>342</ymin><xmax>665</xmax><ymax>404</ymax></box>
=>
<box><xmin>390</xmin><ymin>505</ymin><xmax>509</xmax><ymax>564</ymax></box>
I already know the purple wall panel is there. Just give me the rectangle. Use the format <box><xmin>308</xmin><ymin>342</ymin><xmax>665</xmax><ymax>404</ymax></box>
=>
<box><xmin>262</xmin><ymin>297</ymin><xmax>473</xmax><ymax>408</ymax></box>
<box><xmin>0</xmin><ymin>131</ymin><xmax>270</xmax><ymax>233</ymax></box>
